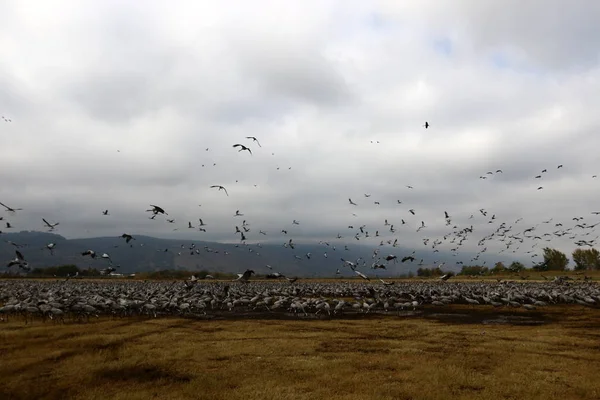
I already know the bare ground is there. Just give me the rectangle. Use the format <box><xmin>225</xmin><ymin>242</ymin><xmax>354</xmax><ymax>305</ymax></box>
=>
<box><xmin>1</xmin><ymin>306</ymin><xmax>599</xmax><ymax>400</ymax></box>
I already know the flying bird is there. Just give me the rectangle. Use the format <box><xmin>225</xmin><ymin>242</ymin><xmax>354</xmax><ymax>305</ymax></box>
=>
<box><xmin>235</xmin><ymin>269</ymin><xmax>255</xmax><ymax>282</ymax></box>
<box><xmin>42</xmin><ymin>218</ymin><xmax>59</xmax><ymax>230</ymax></box>
<box><xmin>81</xmin><ymin>250</ymin><xmax>97</xmax><ymax>258</ymax></box>
<box><xmin>44</xmin><ymin>243</ymin><xmax>56</xmax><ymax>255</ymax></box>
<box><xmin>423</xmin><ymin>122</ymin><xmax>429</xmax><ymax>129</ymax></box>
<box><xmin>246</xmin><ymin>136</ymin><xmax>261</xmax><ymax>147</ymax></box>
<box><xmin>210</xmin><ymin>185</ymin><xmax>229</xmax><ymax>196</ymax></box>
<box><xmin>354</xmin><ymin>270</ymin><xmax>370</xmax><ymax>280</ymax></box>
<box><xmin>121</xmin><ymin>234</ymin><xmax>134</xmax><ymax>243</ymax></box>
<box><xmin>233</xmin><ymin>144</ymin><xmax>252</xmax><ymax>155</ymax></box>
<box><xmin>146</xmin><ymin>205</ymin><xmax>167</xmax><ymax>215</ymax></box>
<box><xmin>0</xmin><ymin>201</ymin><xmax>22</xmax><ymax>213</ymax></box>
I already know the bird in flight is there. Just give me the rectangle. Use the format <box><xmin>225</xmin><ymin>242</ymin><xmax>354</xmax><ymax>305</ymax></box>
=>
<box><xmin>81</xmin><ymin>250</ymin><xmax>97</xmax><ymax>259</ymax></box>
<box><xmin>423</xmin><ymin>122</ymin><xmax>429</xmax><ymax>129</ymax></box>
<box><xmin>0</xmin><ymin>201</ymin><xmax>22</xmax><ymax>213</ymax></box>
<box><xmin>42</xmin><ymin>218</ymin><xmax>59</xmax><ymax>230</ymax></box>
<box><xmin>121</xmin><ymin>234</ymin><xmax>134</xmax><ymax>243</ymax></box>
<box><xmin>349</xmin><ymin>198</ymin><xmax>357</xmax><ymax>206</ymax></box>
<box><xmin>233</xmin><ymin>144</ymin><xmax>252</xmax><ymax>155</ymax></box>
<box><xmin>44</xmin><ymin>243</ymin><xmax>56</xmax><ymax>255</ymax></box>
<box><xmin>246</xmin><ymin>136</ymin><xmax>261</xmax><ymax>147</ymax></box>
<box><xmin>146</xmin><ymin>205</ymin><xmax>167</xmax><ymax>215</ymax></box>
<box><xmin>102</xmin><ymin>210</ymin><xmax>109</xmax><ymax>215</ymax></box>
<box><xmin>7</xmin><ymin>250</ymin><xmax>26</xmax><ymax>268</ymax></box>
<box><xmin>354</xmin><ymin>270</ymin><xmax>370</xmax><ymax>280</ymax></box>
<box><xmin>210</xmin><ymin>185</ymin><xmax>229</xmax><ymax>196</ymax></box>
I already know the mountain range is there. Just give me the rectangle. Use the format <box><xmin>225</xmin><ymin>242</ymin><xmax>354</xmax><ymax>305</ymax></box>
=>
<box><xmin>0</xmin><ymin>231</ymin><xmax>519</xmax><ymax>277</ymax></box>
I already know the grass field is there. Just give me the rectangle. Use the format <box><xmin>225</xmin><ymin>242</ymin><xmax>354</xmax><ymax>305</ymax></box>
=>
<box><xmin>1</xmin><ymin>306</ymin><xmax>600</xmax><ymax>400</ymax></box>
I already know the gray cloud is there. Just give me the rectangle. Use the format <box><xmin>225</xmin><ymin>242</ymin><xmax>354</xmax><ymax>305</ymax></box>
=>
<box><xmin>1</xmin><ymin>1</ymin><xmax>600</xmax><ymax>270</ymax></box>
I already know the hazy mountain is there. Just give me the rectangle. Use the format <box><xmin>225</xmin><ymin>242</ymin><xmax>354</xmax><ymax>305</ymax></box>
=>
<box><xmin>0</xmin><ymin>231</ymin><xmax>519</xmax><ymax>277</ymax></box>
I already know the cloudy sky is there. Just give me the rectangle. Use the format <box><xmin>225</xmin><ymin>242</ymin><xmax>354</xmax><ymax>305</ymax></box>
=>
<box><xmin>1</xmin><ymin>0</ymin><xmax>599</xmax><ymax>265</ymax></box>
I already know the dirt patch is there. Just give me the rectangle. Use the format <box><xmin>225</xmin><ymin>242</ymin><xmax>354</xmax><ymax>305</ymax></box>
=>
<box><xmin>422</xmin><ymin>308</ymin><xmax>553</xmax><ymax>325</ymax></box>
<box><xmin>96</xmin><ymin>364</ymin><xmax>192</xmax><ymax>384</ymax></box>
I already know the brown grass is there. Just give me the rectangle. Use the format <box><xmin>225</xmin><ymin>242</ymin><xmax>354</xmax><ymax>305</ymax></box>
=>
<box><xmin>1</xmin><ymin>306</ymin><xmax>600</xmax><ymax>400</ymax></box>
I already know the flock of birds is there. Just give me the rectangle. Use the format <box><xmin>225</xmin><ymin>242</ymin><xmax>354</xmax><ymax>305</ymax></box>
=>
<box><xmin>2</xmin><ymin>119</ymin><xmax>600</xmax><ymax>284</ymax></box>
<box><xmin>2</xmin><ymin>115</ymin><xmax>600</xmax><ymax>322</ymax></box>
<box><xmin>1</xmin><ymin>279</ymin><xmax>599</xmax><ymax>323</ymax></box>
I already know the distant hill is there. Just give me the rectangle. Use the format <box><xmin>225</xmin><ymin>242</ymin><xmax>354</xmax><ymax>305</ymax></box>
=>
<box><xmin>0</xmin><ymin>231</ymin><xmax>518</xmax><ymax>277</ymax></box>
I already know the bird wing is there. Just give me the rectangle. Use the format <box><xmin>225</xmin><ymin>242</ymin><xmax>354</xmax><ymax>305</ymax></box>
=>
<box><xmin>246</xmin><ymin>136</ymin><xmax>261</xmax><ymax>146</ymax></box>
<box><xmin>16</xmin><ymin>250</ymin><xmax>24</xmax><ymax>261</ymax></box>
<box><xmin>42</xmin><ymin>218</ymin><xmax>51</xmax><ymax>227</ymax></box>
<box><xmin>149</xmin><ymin>205</ymin><xmax>164</xmax><ymax>213</ymax></box>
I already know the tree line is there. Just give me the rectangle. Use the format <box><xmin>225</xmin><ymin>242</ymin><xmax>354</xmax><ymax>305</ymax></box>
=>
<box><xmin>449</xmin><ymin>247</ymin><xmax>600</xmax><ymax>276</ymax></box>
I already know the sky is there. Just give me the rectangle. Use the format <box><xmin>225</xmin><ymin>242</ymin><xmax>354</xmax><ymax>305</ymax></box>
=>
<box><xmin>1</xmin><ymin>0</ymin><xmax>600</xmax><ymax>267</ymax></box>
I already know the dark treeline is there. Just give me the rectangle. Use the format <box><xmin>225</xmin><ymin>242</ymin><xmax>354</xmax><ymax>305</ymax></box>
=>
<box><xmin>3</xmin><ymin>247</ymin><xmax>599</xmax><ymax>279</ymax></box>
<box><xmin>453</xmin><ymin>247</ymin><xmax>600</xmax><ymax>276</ymax></box>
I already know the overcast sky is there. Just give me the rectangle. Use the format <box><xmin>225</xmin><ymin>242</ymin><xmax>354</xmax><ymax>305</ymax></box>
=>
<box><xmin>1</xmin><ymin>1</ymin><xmax>600</xmax><ymax>265</ymax></box>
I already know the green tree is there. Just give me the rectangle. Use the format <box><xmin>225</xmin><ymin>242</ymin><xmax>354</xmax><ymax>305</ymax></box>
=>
<box><xmin>492</xmin><ymin>262</ymin><xmax>506</xmax><ymax>274</ymax></box>
<box><xmin>459</xmin><ymin>265</ymin><xmax>489</xmax><ymax>276</ymax></box>
<box><xmin>541</xmin><ymin>247</ymin><xmax>569</xmax><ymax>271</ymax></box>
<box><xmin>572</xmin><ymin>248</ymin><xmax>600</xmax><ymax>270</ymax></box>
<box><xmin>508</xmin><ymin>261</ymin><xmax>525</xmax><ymax>273</ymax></box>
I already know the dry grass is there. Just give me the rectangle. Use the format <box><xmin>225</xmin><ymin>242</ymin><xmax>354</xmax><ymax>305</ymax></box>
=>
<box><xmin>1</xmin><ymin>307</ymin><xmax>600</xmax><ymax>400</ymax></box>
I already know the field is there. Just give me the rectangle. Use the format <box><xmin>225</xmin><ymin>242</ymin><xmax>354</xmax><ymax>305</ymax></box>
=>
<box><xmin>1</xmin><ymin>305</ymin><xmax>600</xmax><ymax>400</ymax></box>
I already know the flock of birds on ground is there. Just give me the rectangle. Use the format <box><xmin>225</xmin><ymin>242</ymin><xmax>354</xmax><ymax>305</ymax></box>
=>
<box><xmin>2</xmin><ymin>117</ymin><xmax>600</xmax><ymax>282</ymax></box>
<box><xmin>1</xmin><ymin>279</ymin><xmax>599</xmax><ymax>323</ymax></box>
